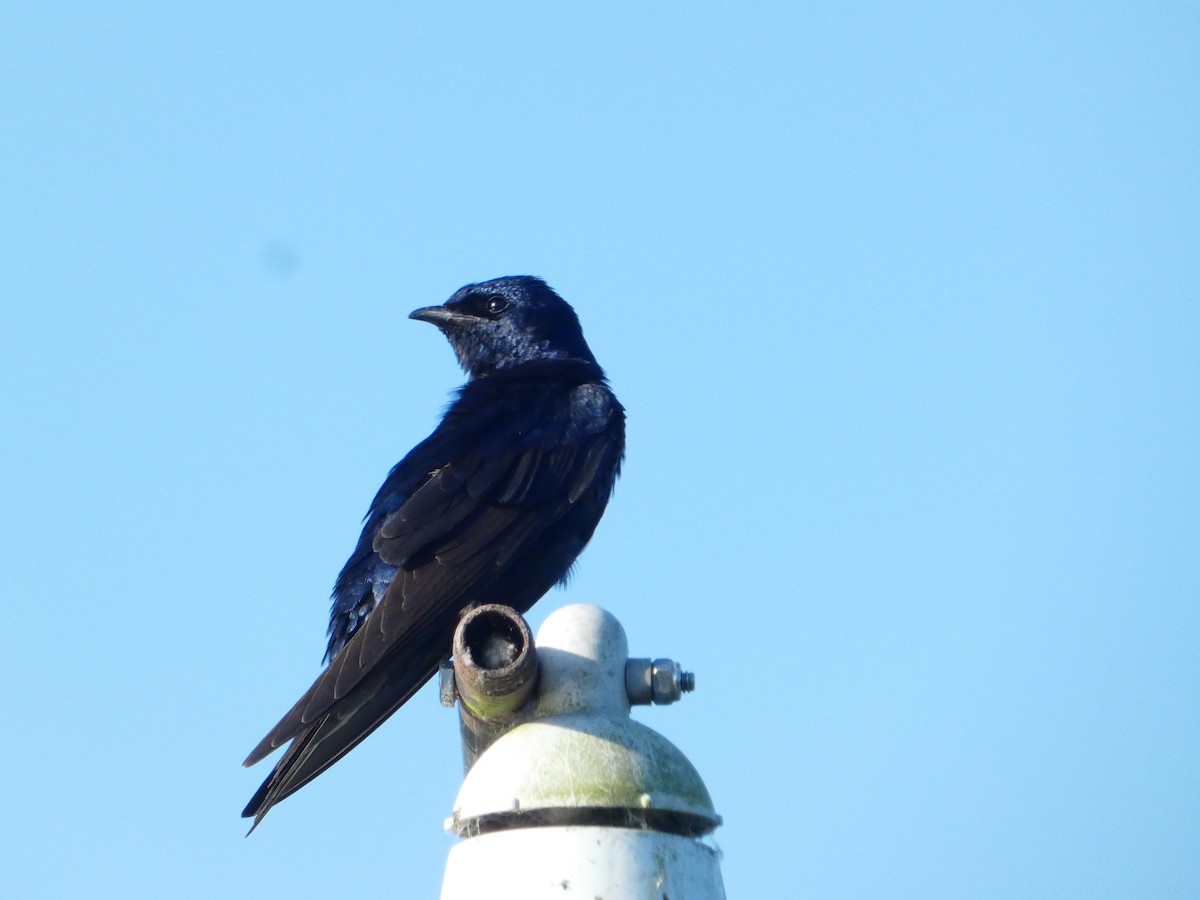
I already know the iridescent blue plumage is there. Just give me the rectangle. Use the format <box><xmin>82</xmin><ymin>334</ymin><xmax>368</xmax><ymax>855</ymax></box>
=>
<box><xmin>243</xmin><ymin>276</ymin><xmax>624</xmax><ymax>828</ymax></box>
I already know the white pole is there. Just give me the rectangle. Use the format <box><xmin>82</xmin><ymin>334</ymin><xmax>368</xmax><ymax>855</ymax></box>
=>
<box><xmin>440</xmin><ymin>604</ymin><xmax>725</xmax><ymax>900</ymax></box>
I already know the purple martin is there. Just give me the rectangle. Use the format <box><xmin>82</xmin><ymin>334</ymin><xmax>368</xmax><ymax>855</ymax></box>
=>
<box><xmin>242</xmin><ymin>276</ymin><xmax>625</xmax><ymax>829</ymax></box>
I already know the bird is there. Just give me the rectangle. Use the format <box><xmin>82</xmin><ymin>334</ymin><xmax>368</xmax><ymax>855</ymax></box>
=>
<box><xmin>241</xmin><ymin>275</ymin><xmax>625</xmax><ymax>830</ymax></box>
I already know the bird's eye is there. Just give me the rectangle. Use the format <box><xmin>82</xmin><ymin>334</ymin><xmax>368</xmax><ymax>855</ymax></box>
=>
<box><xmin>484</xmin><ymin>295</ymin><xmax>509</xmax><ymax>315</ymax></box>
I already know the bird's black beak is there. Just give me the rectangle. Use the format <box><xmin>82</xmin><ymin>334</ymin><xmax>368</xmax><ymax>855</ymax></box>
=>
<box><xmin>409</xmin><ymin>305</ymin><xmax>468</xmax><ymax>327</ymax></box>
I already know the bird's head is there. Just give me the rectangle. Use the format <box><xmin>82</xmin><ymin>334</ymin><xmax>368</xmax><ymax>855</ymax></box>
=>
<box><xmin>410</xmin><ymin>276</ymin><xmax>597</xmax><ymax>378</ymax></box>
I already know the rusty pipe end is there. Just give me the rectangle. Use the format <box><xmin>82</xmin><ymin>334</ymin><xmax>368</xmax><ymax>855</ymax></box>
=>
<box><xmin>452</xmin><ymin>604</ymin><xmax>539</xmax><ymax>720</ymax></box>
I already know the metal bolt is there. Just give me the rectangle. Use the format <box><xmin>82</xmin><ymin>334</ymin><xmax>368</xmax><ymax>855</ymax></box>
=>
<box><xmin>439</xmin><ymin>659</ymin><xmax>458</xmax><ymax>707</ymax></box>
<box><xmin>651</xmin><ymin>658</ymin><xmax>682</xmax><ymax>703</ymax></box>
<box><xmin>625</xmin><ymin>657</ymin><xmax>695</xmax><ymax>705</ymax></box>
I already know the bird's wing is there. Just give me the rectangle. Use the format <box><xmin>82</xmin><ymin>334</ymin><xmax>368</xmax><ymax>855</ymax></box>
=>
<box><xmin>241</xmin><ymin>424</ymin><xmax>621</xmax><ymax>824</ymax></box>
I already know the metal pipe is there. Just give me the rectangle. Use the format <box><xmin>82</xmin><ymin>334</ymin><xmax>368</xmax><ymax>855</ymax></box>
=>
<box><xmin>450</xmin><ymin>604</ymin><xmax>539</xmax><ymax>771</ymax></box>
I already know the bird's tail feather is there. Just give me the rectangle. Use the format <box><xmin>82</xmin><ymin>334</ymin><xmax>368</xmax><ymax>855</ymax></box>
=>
<box><xmin>242</xmin><ymin>655</ymin><xmax>444</xmax><ymax>832</ymax></box>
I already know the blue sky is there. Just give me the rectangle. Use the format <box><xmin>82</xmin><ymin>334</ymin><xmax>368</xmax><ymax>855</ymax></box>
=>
<box><xmin>1</xmin><ymin>3</ymin><xmax>1197</xmax><ymax>898</ymax></box>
